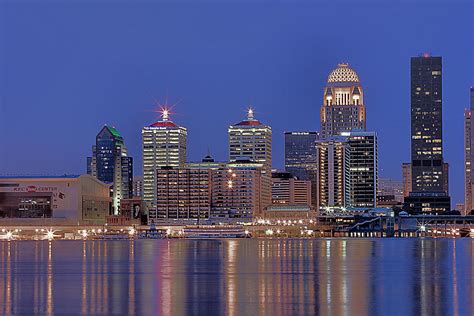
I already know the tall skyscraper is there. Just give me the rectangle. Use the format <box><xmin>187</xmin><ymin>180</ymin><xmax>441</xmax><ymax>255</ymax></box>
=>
<box><xmin>320</xmin><ymin>63</ymin><xmax>366</xmax><ymax>139</ymax></box>
<box><xmin>317</xmin><ymin>138</ymin><xmax>350</xmax><ymax>208</ymax></box>
<box><xmin>284</xmin><ymin>131</ymin><xmax>319</xmax><ymax>210</ymax></box>
<box><xmin>346</xmin><ymin>131</ymin><xmax>378</xmax><ymax>208</ymax></box>
<box><xmin>228</xmin><ymin>109</ymin><xmax>272</xmax><ymax>214</ymax></box>
<box><xmin>464</xmin><ymin>87</ymin><xmax>474</xmax><ymax>215</ymax></box>
<box><xmin>142</xmin><ymin>110</ymin><xmax>187</xmax><ymax>209</ymax></box>
<box><xmin>284</xmin><ymin>132</ymin><xmax>319</xmax><ymax>180</ymax></box>
<box><xmin>87</xmin><ymin>125</ymin><xmax>133</xmax><ymax>213</ymax></box>
<box><xmin>404</xmin><ymin>54</ymin><xmax>450</xmax><ymax>213</ymax></box>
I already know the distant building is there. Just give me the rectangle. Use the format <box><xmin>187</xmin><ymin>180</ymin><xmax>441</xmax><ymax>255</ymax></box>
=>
<box><xmin>263</xmin><ymin>204</ymin><xmax>313</xmax><ymax>219</ymax></box>
<box><xmin>402</xmin><ymin>163</ymin><xmax>412</xmax><ymax>197</ymax></box>
<box><xmin>186</xmin><ymin>154</ymin><xmax>226</xmax><ymax>170</ymax></box>
<box><xmin>464</xmin><ymin>87</ymin><xmax>474</xmax><ymax>215</ymax></box>
<box><xmin>228</xmin><ymin>109</ymin><xmax>272</xmax><ymax>213</ymax></box>
<box><xmin>378</xmin><ymin>178</ymin><xmax>404</xmax><ymax>203</ymax></box>
<box><xmin>87</xmin><ymin>126</ymin><xmax>133</xmax><ymax>213</ymax></box>
<box><xmin>0</xmin><ymin>175</ymin><xmax>111</xmax><ymax>224</ymax></box>
<box><xmin>284</xmin><ymin>131</ymin><xmax>319</xmax><ymax>209</ymax></box>
<box><xmin>132</xmin><ymin>176</ymin><xmax>143</xmax><ymax>198</ymax></box>
<box><xmin>317</xmin><ymin>138</ymin><xmax>350</xmax><ymax>208</ymax></box>
<box><xmin>149</xmin><ymin>168</ymin><xmax>211</xmax><ymax>223</ymax></box>
<box><xmin>404</xmin><ymin>54</ymin><xmax>450</xmax><ymax>213</ymax></box>
<box><xmin>142</xmin><ymin>110</ymin><xmax>187</xmax><ymax>210</ymax></box>
<box><xmin>271</xmin><ymin>172</ymin><xmax>312</xmax><ymax>206</ymax></box>
<box><xmin>320</xmin><ymin>63</ymin><xmax>366</xmax><ymax>139</ymax></box>
<box><xmin>284</xmin><ymin>131</ymin><xmax>319</xmax><ymax>180</ymax></box>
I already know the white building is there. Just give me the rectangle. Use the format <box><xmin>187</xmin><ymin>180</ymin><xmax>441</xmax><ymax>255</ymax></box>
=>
<box><xmin>228</xmin><ymin>109</ymin><xmax>272</xmax><ymax>214</ymax></box>
<box><xmin>142</xmin><ymin>110</ymin><xmax>187</xmax><ymax>209</ymax></box>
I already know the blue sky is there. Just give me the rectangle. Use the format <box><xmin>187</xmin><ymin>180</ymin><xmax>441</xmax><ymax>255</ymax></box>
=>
<box><xmin>0</xmin><ymin>0</ymin><xmax>473</xmax><ymax>204</ymax></box>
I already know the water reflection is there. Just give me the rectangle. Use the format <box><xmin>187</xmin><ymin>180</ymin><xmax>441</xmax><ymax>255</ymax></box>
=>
<box><xmin>0</xmin><ymin>239</ymin><xmax>471</xmax><ymax>315</ymax></box>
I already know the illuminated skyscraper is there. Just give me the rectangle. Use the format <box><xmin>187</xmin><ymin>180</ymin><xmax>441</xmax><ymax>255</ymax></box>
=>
<box><xmin>228</xmin><ymin>109</ymin><xmax>272</xmax><ymax>214</ymax></box>
<box><xmin>317</xmin><ymin>138</ymin><xmax>350</xmax><ymax>208</ymax></box>
<box><xmin>464</xmin><ymin>87</ymin><xmax>474</xmax><ymax>215</ymax></box>
<box><xmin>404</xmin><ymin>55</ymin><xmax>450</xmax><ymax>213</ymax></box>
<box><xmin>320</xmin><ymin>63</ymin><xmax>366</xmax><ymax>139</ymax></box>
<box><xmin>142</xmin><ymin>110</ymin><xmax>187</xmax><ymax>209</ymax></box>
<box><xmin>346</xmin><ymin>131</ymin><xmax>378</xmax><ymax>208</ymax></box>
<box><xmin>87</xmin><ymin>125</ymin><xmax>133</xmax><ymax>213</ymax></box>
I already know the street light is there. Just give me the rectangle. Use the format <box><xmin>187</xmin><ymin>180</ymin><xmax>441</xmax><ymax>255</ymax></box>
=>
<box><xmin>5</xmin><ymin>231</ymin><xmax>13</xmax><ymax>241</ymax></box>
<box><xmin>46</xmin><ymin>229</ymin><xmax>55</xmax><ymax>241</ymax></box>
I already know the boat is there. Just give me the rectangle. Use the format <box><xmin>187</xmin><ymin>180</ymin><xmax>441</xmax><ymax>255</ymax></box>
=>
<box><xmin>459</xmin><ymin>228</ymin><xmax>474</xmax><ymax>238</ymax></box>
<box><xmin>138</xmin><ymin>224</ymin><xmax>166</xmax><ymax>239</ymax></box>
<box><xmin>183</xmin><ymin>225</ymin><xmax>247</xmax><ymax>238</ymax></box>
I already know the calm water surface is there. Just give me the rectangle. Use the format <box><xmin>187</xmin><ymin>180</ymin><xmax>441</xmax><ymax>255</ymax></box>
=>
<box><xmin>0</xmin><ymin>238</ymin><xmax>472</xmax><ymax>315</ymax></box>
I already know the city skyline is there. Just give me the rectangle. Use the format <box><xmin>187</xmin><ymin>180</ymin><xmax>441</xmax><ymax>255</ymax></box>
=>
<box><xmin>1</xmin><ymin>0</ymin><xmax>473</xmax><ymax>207</ymax></box>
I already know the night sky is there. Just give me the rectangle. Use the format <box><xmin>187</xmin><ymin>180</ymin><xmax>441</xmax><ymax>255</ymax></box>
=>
<box><xmin>1</xmin><ymin>0</ymin><xmax>473</xmax><ymax>205</ymax></box>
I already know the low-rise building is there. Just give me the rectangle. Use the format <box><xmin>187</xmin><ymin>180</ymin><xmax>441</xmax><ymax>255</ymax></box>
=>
<box><xmin>210</xmin><ymin>159</ymin><xmax>264</xmax><ymax>222</ymax></box>
<box><xmin>271</xmin><ymin>172</ymin><xmax>312</xmax><ymax>205</ymax></box>
<box><xmin>0</xmin><ymin>175</ymin><xmax>111</xmax><ymax>224</ymax></box>
<box><xmin>149</xmin><ymin>167</ymin><xmax>211</xmax><ymax>224</ymax></box>
<box><xmin>263</xmin><ymin>204</ymin><xmax>313</xmax><ymax>219</ymax></box>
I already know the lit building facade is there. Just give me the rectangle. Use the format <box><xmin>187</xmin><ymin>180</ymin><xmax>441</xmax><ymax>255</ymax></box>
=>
<box><xmin>317</xmin><ymin>138</ymin><xmax>350</xmax><ymax>208</ymax></box>
<box><xmin>464</xmin><ymin>87</ymin><xmax>474</xmax><ymax>215</ymax></box>
<box><xmin>284</xmin><ymin>131</ymin><xmax>319</xmax><ymax>209</ymax></box>
<box><xmin>228</xmin><ymin>109</ymin><xmax>272</xmax><ymax>212</ymax></box>
<box><xmin>320</xmin><ymin>63</ymin><xmax>366</xmax><ymax>139</ymax></box>
<box><xmin>346</xmin><ymin>131</ymin><xmax>378</xmax><ymax>208</ymax></box>
<box><xmin>132</xmin><ymin>176</ymin><xmax>143</xmax><ymax>197</ymax></box>
<box><xmin>142</xmin><ymin>110</ymin><xmax>187</xmax><ymax>209</ymax></box>
<box><xmin>404</xmin><ymin>55</ymin><xmax>450</xmax><ymax>213</ymax></box>
<box><xmin>210</xmin><ymin>159</ymin><xmax>264</xmax><ymax>221</ymax></box>
<box><xmin>271</xmin><ymin>172</ymin><xmax>312</xmax><ymax>206</ymax></box>
<box><xmin>87</xmin><ymin>126</ymin><xmax>133</xmax><ymax>213</ymax></box>
<box><xmin>150</xmin><ymin>168</ymin><xmax>211</xmax><ymax>223</ymax></box>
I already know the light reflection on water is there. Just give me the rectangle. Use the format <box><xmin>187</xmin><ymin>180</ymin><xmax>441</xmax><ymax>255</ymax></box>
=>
<box><xmin>0</xmin><ymin>239</ymin><xmax>472</xmax><ymax>315</ymax></box>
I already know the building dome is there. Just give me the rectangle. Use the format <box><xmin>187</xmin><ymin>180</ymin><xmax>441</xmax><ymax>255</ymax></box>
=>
<box><xmin>327</xmin><ymin>63</ymin><xmax>360</xmax><ymax>84</ymax></box>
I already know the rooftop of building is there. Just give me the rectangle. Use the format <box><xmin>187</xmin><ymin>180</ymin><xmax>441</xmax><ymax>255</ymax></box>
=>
<box><xmin>0</xmin><ymin>175</ymin><xmax>81</xmax><ymax>179</ymax></box>
<box><xmin>327</xmin><ymin>63</ymin><xmax>360</xmax><ymax>86</ymax></box>
<box><xmin>148</xmin><ymin>108</ymin><xmax>182</xmax><ymax>128</ymax></box>
<box><xmin>232</xmin><ymin>108</ymin><xmax>268</xmax><ymax>127</ymax></box>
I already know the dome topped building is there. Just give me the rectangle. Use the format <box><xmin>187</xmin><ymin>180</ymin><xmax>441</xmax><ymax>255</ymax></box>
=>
<box><xmin>327</xmin><ymin>63</ymin><xmax>360</xmax><ymax>84</ymax></box>
<box><xmin>320</xmin><ymin>63</ymin><xmax>366</xmax><ymax>138</ymax></box>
